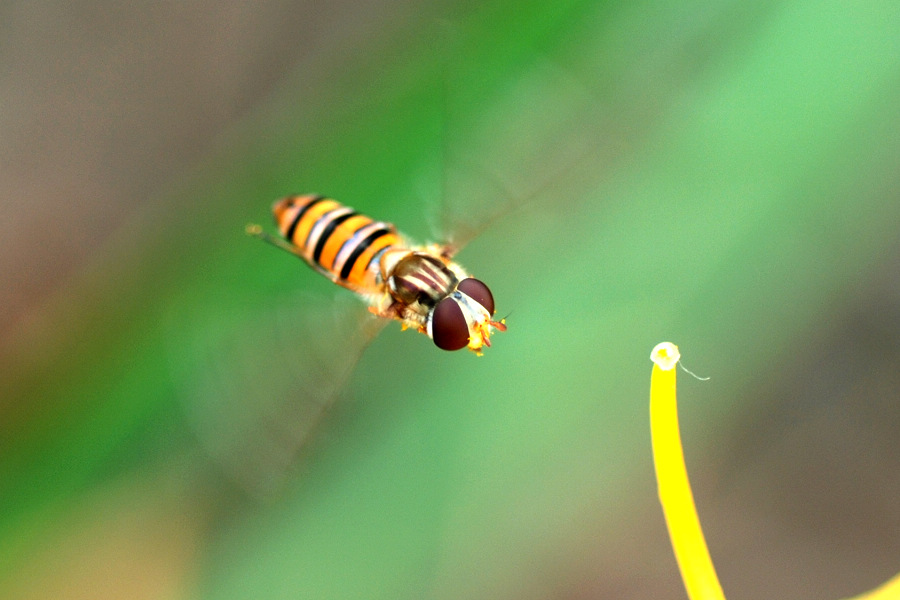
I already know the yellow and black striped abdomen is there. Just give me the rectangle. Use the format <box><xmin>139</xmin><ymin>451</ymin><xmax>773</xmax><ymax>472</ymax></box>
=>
<box><xmin>272</xmin><ymin>194</ymin><xmax>400</xmax><ymax>291</ymax></box>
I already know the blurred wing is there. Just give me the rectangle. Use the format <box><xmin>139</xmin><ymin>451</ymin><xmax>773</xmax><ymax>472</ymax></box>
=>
<box><xmin>166</xmin><ymin>289</ymin><xmax>387</xmax><ymax>500</ymax></box>
<box><xmin>428</xmin><ymin>55</ymin><xmax>609</xmax><ymax>254</ymax></box>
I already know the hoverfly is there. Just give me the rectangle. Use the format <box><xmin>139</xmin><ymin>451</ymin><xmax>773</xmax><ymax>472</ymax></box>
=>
<box><xmin>246</xmin><ymin>194</ymin><xmax>506</xmax><ymax>355</ymax></box>
<box><xmin>177</xmin><ymin>194</ymin><xmax>508</xmax><ymax>496</ymax></box>
<box><xmin>177</xmin><ymin>57</ymin><xmax>601</xmax><ymax>498</ymax></box>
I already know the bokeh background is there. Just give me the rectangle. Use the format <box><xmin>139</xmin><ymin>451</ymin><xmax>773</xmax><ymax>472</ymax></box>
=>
<box><xmin>3</xmin><ymin>1</ymin><xmax>900</xmax><ymax>599</ymax></box>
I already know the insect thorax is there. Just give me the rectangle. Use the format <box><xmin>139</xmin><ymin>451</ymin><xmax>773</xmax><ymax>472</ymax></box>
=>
<box><xmin>382</xmin><ymin>250</ymin><xmax>460</xmax><ymax>315</ymax></box>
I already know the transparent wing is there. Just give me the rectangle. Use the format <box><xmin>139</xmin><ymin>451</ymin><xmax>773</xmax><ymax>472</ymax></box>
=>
<box><xmin>427</xmin><ymin>53</ymin><xmax>609</xmax><ymax>254</ymax></box>
<box><xmin>165</xmin><ymin>289</ymin><xmax>387</xmax><ymax>500</ymax></box>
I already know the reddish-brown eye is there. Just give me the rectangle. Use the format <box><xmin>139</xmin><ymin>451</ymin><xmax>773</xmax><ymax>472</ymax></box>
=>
<box><xmin>457</xmin><ymin>278</ymin><xmax>494</xmax><ymax>314</ymax></box>
<box><xmin>432</xmin><ymin>297</ymin><xmax>469</xmax><ymax>351</ymax></box>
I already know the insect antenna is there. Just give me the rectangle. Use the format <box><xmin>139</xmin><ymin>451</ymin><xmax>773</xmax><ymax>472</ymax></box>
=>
<box><xmin>245</xmin><ymin>223</ymin><xmax>305</xmax><ymax>260</ymax></box>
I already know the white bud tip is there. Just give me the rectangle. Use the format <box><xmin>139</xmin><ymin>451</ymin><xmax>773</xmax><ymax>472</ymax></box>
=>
<box><xmin>651</xmin><ymin>342</ymin><xmax>680</xmax><ymax>371</ymax></box>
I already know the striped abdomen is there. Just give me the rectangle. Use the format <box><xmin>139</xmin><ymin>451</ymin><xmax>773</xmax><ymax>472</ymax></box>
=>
<box><xmin>272</xmin><ymin>194</ymin><xmax>401</xmax><ymax>291</ymax></box>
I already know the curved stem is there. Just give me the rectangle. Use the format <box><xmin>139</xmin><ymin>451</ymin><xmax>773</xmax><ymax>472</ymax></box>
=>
<box><xmin>842</xmin><ymin>572</ymin><xmax>900</xmax><ymax>600</ymax></box>
<box><xmin>650</xmin><ymin>343</ymin><xmax>725</xmax><ymax>600</ymax></box>
<box><xmin>648</xmin><ymin>342</ymin><xmax>900</xmax><ymax>600</ymax></box>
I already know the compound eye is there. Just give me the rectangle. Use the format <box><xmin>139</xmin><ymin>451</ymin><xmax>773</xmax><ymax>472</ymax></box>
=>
<box><xmin>457</xmin><ymin>278</ymin><xmax>495</xmax><ymax>314</ymax></box>
<box><xmin>432</xmin><ymin>297</ymin><xmax>470</xmax><ymax>351</ymax></box>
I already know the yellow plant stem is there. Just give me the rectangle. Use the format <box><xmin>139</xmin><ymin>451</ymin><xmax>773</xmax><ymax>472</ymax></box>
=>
<box><xmin>649</xmin><ymin>342</ymin><xmax>900</xmax><ymax>600</ymax></box>
<box><xmin>844</xmin><ymin>572</ymin><xmax>900</xmax><ymax>600</ymax></box>
<box><xmin>650</xmin><ymin>343</ymin><xmax>725</xmax><ymax>600</ymax></box>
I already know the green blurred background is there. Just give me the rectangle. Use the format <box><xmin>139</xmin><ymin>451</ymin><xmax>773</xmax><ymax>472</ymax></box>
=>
<box><xmin>3</xmin><ymin>1</ymin><xmax>900</xmax><ymax>598</ymax></box>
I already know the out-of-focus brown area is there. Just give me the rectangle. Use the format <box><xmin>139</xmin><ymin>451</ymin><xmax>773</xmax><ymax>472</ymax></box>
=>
<box><xmin>4</xmin><ymin>473</ymin><xmax>205</xmax><ymax>600</ymax></box>
<box><xmin>580</xmin><ymin>250</ymin><xmax>900</xmax><ymax>599</ymax></box>
<box><xmin>0</xmin><ymin>1</ymin><xmax>408</xmax><ymax>339</ymax></box>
